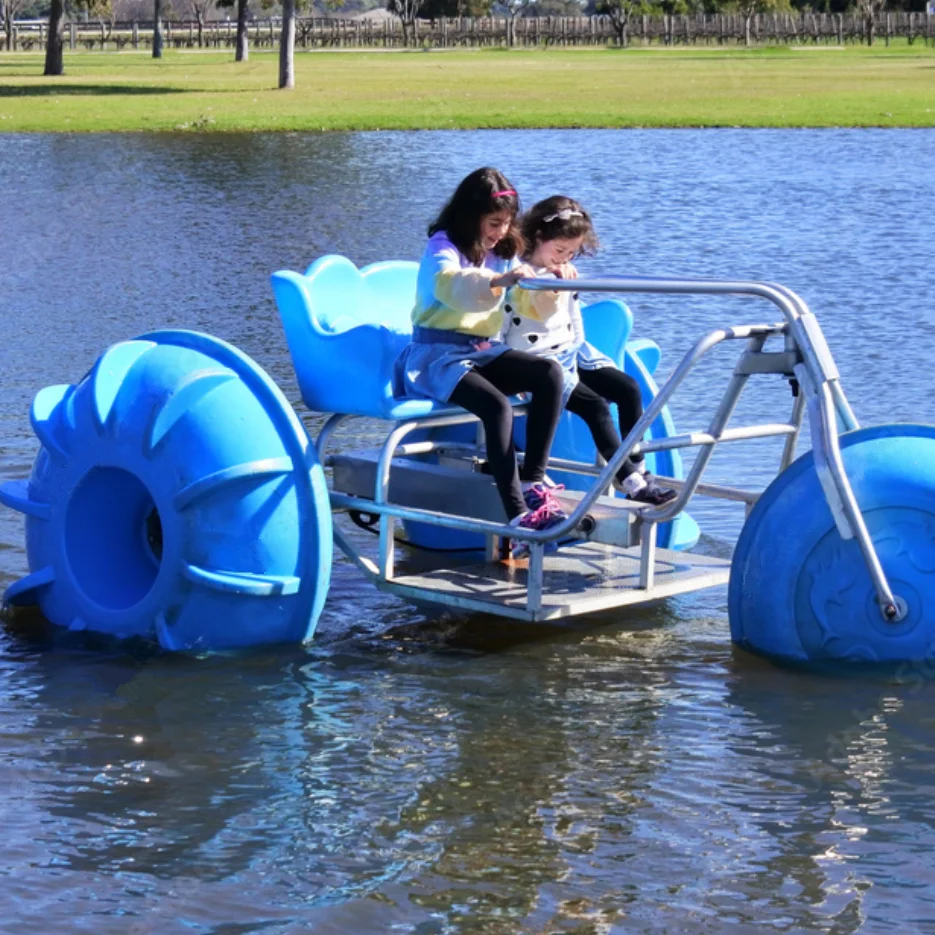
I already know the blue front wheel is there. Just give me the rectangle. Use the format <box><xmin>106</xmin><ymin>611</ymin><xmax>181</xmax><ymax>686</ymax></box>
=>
<box><xmin>729</xmin><ymin>424</ymin><xmax>935</xmax><ymax>664</ymax></box>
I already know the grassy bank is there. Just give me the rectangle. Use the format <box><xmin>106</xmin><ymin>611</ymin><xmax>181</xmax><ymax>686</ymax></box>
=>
<box><xmin>1</xmin><ymin>45</ymin><xmax>933</xmax><ymax>131</ymax></box>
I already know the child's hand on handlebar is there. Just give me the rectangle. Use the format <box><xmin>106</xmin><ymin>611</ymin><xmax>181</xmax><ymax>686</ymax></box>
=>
<box><xmin>491</xmin><ymin>264</ymin><xmax>537</xmax><ymax>289</ymax></box>
<box><xmin>551</xmin><ymin>262</ymin><xmax>578</xmax><ymax>280</ymax></box>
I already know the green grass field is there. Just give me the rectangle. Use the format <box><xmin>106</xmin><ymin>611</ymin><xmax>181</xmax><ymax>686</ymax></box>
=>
<box><xmin>1</xmin><ymin>45</ymin><xmax>933</xmax><ymax>131</ymax></box>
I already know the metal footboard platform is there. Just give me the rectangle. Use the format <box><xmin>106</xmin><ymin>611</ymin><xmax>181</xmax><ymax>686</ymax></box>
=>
<box><xmin>376</xmin><ymin>541</ymin><xmax>731</xmax><ymax>622</ymax></box>
<box><xmin>327</xmin><ymin>446</ymin><xmax>731</xmax><ymax>621</ymax></box>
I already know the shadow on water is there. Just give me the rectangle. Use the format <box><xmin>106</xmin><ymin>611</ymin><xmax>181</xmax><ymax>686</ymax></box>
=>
<box><xmin>0</xmin><ymin>84</ymin><xmax>185</xmax><ymax>97</ymax></box>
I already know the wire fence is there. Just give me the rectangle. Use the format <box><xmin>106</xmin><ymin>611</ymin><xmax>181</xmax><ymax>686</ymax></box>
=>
<box><xmin>5</xmin><ymin>11</ymin><xmax>935</xmax><ymax>52</ymax></box>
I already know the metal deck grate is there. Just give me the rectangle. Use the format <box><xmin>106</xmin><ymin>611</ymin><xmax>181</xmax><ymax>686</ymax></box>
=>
<box><xmin>380</xmin><ymin>541</ymin><xmax>731</xmax><ymax>622</ymax></box>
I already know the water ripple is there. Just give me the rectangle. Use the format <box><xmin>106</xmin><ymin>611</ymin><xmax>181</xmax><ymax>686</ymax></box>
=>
<box><xmin>0</xmin><ymin>129</ymin><xmax>934</xmax><ymax>933</ymax></box>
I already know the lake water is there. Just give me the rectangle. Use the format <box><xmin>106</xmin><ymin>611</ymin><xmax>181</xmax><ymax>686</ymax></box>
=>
<box><xmin>1</xmin><ymin>129</ymin><xmax>935</xmax><ymax>934</ymax></box>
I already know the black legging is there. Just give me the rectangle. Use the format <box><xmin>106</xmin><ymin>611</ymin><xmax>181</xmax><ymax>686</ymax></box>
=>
<box><xmin>449</xmin><ymin>351</ymin><xmax>564</xmax><ymax>520</ymax></box>
<box><xmin>565</xmin><ymin>366</ymin><xmax>645</xmax><ymax>482</ymax></box>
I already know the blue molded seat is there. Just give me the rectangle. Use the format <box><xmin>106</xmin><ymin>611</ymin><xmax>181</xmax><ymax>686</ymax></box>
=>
<box><xmin>271</xmin><ymin>254</ymin><xmax>660</xmax><ymax>424</ymax></box>
<box><xmin>272</xmin><ymin>255</ymin><xmax>461</xmax><ymax>420</ymax></box>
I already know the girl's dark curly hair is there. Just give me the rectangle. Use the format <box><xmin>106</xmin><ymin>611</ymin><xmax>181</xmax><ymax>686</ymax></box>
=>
<box><xmin>428</xmin><ymin>167</ymin><xmax>525</xmax><ymax>266</ymax></box>
<box><xmin>521</xmin><ymin>195</ymin><xmax>599</xmax><ymax>260</ymax></box>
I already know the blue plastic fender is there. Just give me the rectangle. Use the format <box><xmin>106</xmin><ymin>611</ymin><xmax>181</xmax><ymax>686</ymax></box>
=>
<box><xmin>729</xmin><ymin>424</ymin><xmax>935</xmax><ymax>664</ymax></box>
<box><xmin>0</xmin><ymin>331</ymin><xmax>332</xmax><ymax>652</ymax></box>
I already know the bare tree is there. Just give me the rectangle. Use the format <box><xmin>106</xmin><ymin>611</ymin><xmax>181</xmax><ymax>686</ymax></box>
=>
<box><xmin>736</xmin><ymin>0</ymin><xmax>776</xmax><ymax>46</ymax></box>
<box><xmin>217</xmin><ymin>0</ymin><xmax>250</xmax><ymax>60</ymax></box>
<box><xmin>279</xmin><ymin>0</ymin><xmax>295</xmax><ymax>87</ymax></box>
<box><xmin>112</xmin><ymin>0</ymin><xmax>156</xmax><ymax>18</ymax></box>
<box><xmin>235</xmin><ymin>0</ymin><xmax>249</xmax><ymax>60</ymax></box>
<box><xmin>190</xmin><ymin>0</ymin><xmax>213</xmax><ymax>45</ymax></box>
<box><xmin>596</xmin><ymin>0</ymin><xmax>638</xmax><ymax>46</ymax></box>
<box><xmin>856</xmin><ymin>0</ymin><xmax>885</xmax><ymax>44</ymax></box>
<box><xmin>153</xmin><ymin>0</ymin><xmax>164</xmax><ymax>56</ymax></box>
<box><xmin>502</xmin><ymin>0</ymin><xmax>532</xmax><ymax>46</ymax></box>
<box><xmin>43</xmin><ymin>0</ymin><xmax>64</xmax><ymax>73</ymax></box>
<box><xmin>386</xmin><ymin>0</ymin><xmax>424</xmax><ymax>46</ymax></box>
<box><xmin>1</xmin><ymin>0</ymin><xmax>27</xmax><ymax>51</ymax></box>
<box><xmin>43</xmin><ymin>0</ymin><xmax>109</xmax><ymax>74</ymax></box>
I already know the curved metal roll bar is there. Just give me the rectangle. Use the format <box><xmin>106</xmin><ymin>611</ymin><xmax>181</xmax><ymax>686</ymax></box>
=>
<box><xmin>520</xmin><ymin>275</ymin><xmax>900</xmax><ymax>622</ymax></box>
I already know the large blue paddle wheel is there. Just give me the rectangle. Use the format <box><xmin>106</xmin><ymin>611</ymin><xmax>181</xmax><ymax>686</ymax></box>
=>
<box><xmin>0</xmin><ymin>331</ymin><xmax>332</xmax><ymax>651</ymax></box>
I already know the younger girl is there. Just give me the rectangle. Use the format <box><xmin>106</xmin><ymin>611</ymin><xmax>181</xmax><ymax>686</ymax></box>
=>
<box><xmin>393</xmin><ymin>168</ymin><xmax>568</xmax><ymax>545</ymax></box>
<box><xmin>501</xmin><ymin>195</ymin><xmax>676</xmax><ymax>506</ymax></box>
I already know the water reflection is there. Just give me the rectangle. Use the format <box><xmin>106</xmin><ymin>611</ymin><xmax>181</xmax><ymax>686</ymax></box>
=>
<box><xmin>721</xmin><ymin>661</ymin><xmax>935</xmax><ymax>930</ymax></box>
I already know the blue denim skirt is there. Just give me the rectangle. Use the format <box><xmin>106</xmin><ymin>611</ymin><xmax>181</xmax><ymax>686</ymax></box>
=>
<box><xmin>393</xmin><ymin>327</ymin><xmax>511</xmax><ymax>403</ymax></box>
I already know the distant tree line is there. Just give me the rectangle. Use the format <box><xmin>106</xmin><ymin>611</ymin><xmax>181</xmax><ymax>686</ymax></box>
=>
<box><xmin>3</xmin><ymin>0</ymin><xmax>930</xmax><ymax>81</ymax></box>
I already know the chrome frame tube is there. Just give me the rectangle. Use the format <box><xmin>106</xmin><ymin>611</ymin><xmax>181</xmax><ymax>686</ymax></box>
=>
<box><xmin>830</xmin><ymin>380</ymin><xmax>860</xmax><ymax>433</ymax></box>
<box><xmin>639</xmin><ymin>520</ymin><xmax>658</xmax><ymax>590</ymax></box>
<box><xmin>654</xmin><ymin>475</ymin><xmax>760</xmax><ymax>506</ymax></box>
<box><xmin>528</xmin><ymin>546</ymin><xmax>544</xmax><ymax>612</ymax></box>
<box><xmin>781</xmin><ymin>391</ymin><xmax>807</xmax><ymax>472</ymax></box>
<box><xmin>639</xmin><ymin>334</ymin><xmax>768</xmax><ymax>524</ymax></box>
<box><xmin>331</xmin><ymin>491</ymin><xmax>536</xmax><ymax>540</ymax></box>
<box><xmin>541</xmin><ymin>325</ymin><xmax>782</xmax><ymax>539</ymax></box>
<box><xmin>815</xmin><ymin>381</ymin><xmax>899</xmax><ymax>618</ymax></box>
<box><xmin>316</xmin><ymin>412</ymin><xmax>351</xmax><ymax>461</ymax></box>
<box><xmin>316</xmin><ymin>274</ymin><xmax>893</xmax><ymax>623</ymax></box>
<box><xmin>632</xmin><ymin>423</ymin><xmax>798</xmax><ymax>454</ymax></box>
<box><xmin>540</xmin><ymin>457</ymin><xmax>760</xmax><ymax>504</ymax></box>
<box><xmin>322</xmin><ymin>324</ymin><xmax>786</xmax><ymax>546</ymax></box>
<box><xmin>520</xmin><ymin>275</ymin><xmax>895</xmax><ymax>621</ymax></box>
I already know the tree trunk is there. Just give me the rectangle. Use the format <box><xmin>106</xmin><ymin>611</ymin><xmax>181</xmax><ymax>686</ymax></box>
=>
<box><xmin>235</xmin><ymin>0</ymin><xmax>249</xmax><ymax>61</ymax></box>
<box><xmin>152</xmin><ymin>0</ymin><xmax>163</xmax><ymax>57</ymax></box>
<box><xmin>866</xmin><ymin>12</ymin><xmax>874</xmax><ymax>45</ymax></box>
<box><xmin>195</xmin><ymin>10</ymin><xmax>204</xmax><ymax>47</ymax></box>
<box><xmin>43</xmin><ymin>0</ymin><xmax>64</xmax><ymax>75</ymax></box>
<box><xmin>278</xmin><ymin>0</ymin><xmax>295</xmax><ymax>89</ymax></box>
<box><xmin>744</xmin><ymin>12</ymin><xmax>752</xmax><ymax>45</ymax></box>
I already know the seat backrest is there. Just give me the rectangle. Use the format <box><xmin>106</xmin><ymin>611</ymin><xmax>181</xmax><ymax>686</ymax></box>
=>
<box><xmin>271</xmin><ymin>255</ymin><xmax>419</xmax><ymax>418</ymax></box>
<box><xmin>578</xmin><ymin>298</ymin><xmax>633</xmax><ymax>361</ymax></box>
<box><xmin>272</xmin><ymin>257</ymin><xmax>645</xmax><ymax>421</ymax></box>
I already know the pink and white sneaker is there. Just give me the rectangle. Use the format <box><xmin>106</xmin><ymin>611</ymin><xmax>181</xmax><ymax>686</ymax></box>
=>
<box><xmin>522</xmin><ymin>482</ymin><xmax>566</xmax><ymax>514</ymax></box>
<box><xmin>508</xmin><ymin>499</ymin><xmax>568</xmax><ymax>559</ymax></box>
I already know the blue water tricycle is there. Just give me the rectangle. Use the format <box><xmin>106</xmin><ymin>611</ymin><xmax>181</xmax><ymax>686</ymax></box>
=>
<box><xmin>3</xmin><ymin>256</ymin><xmax>934</xmax><ymax>664</ymax></box>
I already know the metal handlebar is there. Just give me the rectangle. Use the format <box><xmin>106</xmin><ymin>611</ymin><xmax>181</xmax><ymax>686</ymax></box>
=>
<box><xmin>519</xmin><ymin>274</ymin><xmax>901</xmax><ymax>623</ymax></box>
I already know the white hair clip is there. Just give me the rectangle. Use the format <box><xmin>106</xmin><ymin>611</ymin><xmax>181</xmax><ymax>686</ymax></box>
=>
<box><xmin>543</xmin><ymin>208</ymin><xmax>584</xmax><ymax>223</ymax></box>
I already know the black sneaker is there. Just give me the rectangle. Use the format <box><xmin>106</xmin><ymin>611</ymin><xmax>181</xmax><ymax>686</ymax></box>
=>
<box><xmin>629</xmin><ymin>481</ymin><xmax>678</xmax><ymax>506</ymax></box>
